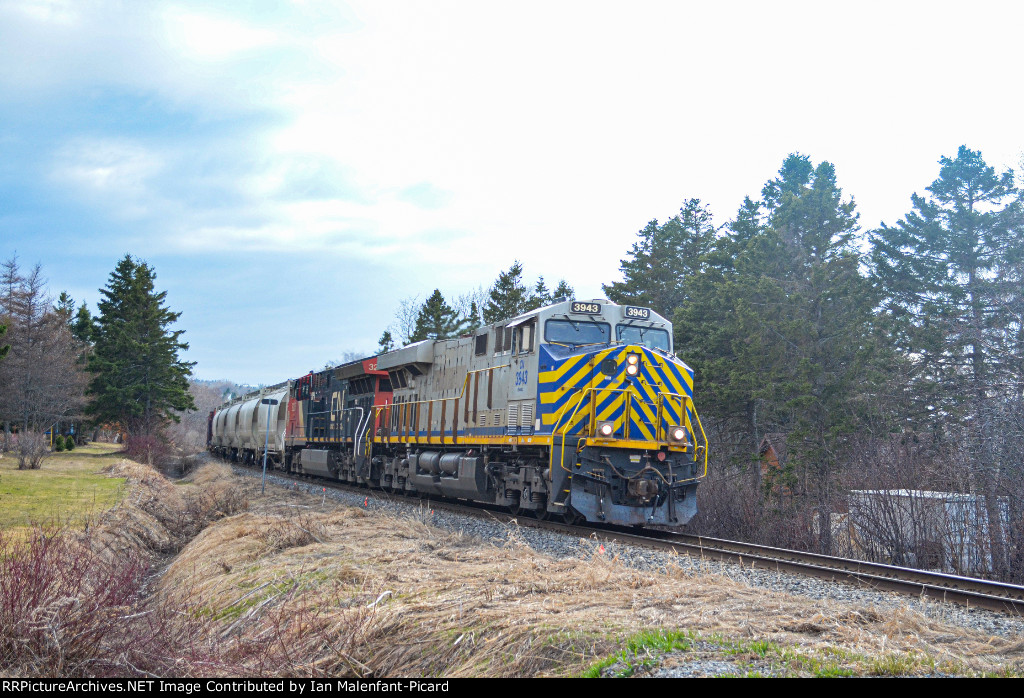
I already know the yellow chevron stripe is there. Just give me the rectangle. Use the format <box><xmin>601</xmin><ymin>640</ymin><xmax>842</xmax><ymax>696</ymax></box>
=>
<box><xmin>596</xmin><ymin>392</ymin><xmax>625</xmax><ymax>421</ymax></box>
<box><xmin>654</xmin><ymin>354</ymin><xmax>688</xmax><ymax>395</ymax></box>
<box><xmin>539</xmin><ymin>353</ymin><xmax>588</xmax><ymax>384</ymax></box>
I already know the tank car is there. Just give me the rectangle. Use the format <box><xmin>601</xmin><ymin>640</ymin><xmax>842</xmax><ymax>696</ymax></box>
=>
<box><xmin>210</xmin><ymin>298</ymin><xmax>707</xmax><ymax>528</ymax></box>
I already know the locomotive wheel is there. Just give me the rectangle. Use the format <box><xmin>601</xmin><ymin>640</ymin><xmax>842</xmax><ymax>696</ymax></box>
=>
<box><xmin>534</xmin><ymin>507</ymin><xmax>549</xmax><ymax>521</ymax></box>
<box><xmin>562</xmin><ymin>507</ymin><xmax>581</xmax><ymax>525</ymax></box>
<box><xmin>507</xmin><ymin>499</ymin><xmax>521</xmax><ymax>517</ymax></box>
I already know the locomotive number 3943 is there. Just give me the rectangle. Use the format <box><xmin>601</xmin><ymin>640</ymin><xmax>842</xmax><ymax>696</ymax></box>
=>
<box><xmin>570</xmin><ymin>301</ymin><xmax>601</xmax><ymax>314</ymax></box>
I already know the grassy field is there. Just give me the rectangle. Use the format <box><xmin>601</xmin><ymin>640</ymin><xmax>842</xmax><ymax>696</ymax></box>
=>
<box><xmin>0</xmin><ymin>442</ymin><xmax>127</xmax><ymax>532</ymax></box>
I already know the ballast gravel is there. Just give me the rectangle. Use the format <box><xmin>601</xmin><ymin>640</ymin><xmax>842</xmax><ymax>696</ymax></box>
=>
<box><xmin>230</xmin><ymin>465</ymin><xmax>1024</xmax><ymax>648</ymax></box>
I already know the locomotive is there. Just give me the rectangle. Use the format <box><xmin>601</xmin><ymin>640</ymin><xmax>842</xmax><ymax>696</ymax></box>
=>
<box><xmin>208</xmin><ymin>298</ymin><xmax>707</xmax><ymax>527</ymax></box>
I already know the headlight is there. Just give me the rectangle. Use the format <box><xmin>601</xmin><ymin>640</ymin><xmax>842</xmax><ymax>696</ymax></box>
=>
<box><xmin>596</xmin><ymin>420</ymin><xmax>615</xmax><ymax>438</ymax></box>
<box><xmin>668</xmin><ymin>426</ymin><xmax>688</xmax><ymax>444</ymax></box>
<box><xmin>626</xmin><ymin>353</ymin><xmax>639</xmax><ymax>365</ymax></box>
<box><xmin>626</xmin><ymin>363</ymin><xmax>639</xmax><ymax>376</ymax></box>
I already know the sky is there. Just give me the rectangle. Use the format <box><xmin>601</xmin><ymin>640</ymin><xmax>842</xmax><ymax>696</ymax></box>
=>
<box><xmin>1</xmin><ymin>0</ymin><xmax>1021</xmax><ymax>386</ymax></box>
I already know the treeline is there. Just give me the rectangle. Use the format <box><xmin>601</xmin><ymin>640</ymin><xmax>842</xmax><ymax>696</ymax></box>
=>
<box><xmin>0</xmin><ymin>254</ymin><xmax>196</xmax><ymax>466</ymax></box>
<box><xmin>604</xmin><ymin>147</ymin><xmax>1024</xmax><ymax>581</ymax></box>
<box><xmin>378</xmin><ymin>262</ymin><xmax>573</xmax><ymax>351</ymax></box>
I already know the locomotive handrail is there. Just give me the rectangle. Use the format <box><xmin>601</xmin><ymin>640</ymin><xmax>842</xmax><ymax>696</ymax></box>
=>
<box><xmin>548</xmin><ymin>385</ymin><xmax>709</xmax><ymax>479</ymax></box>
<box><xmin>549</xmin><ymin>386</ymin><xmax>662</xmax><ymax>475</ymax></box>
<box><xmin>370</xmin><ymin>363</ymin><xmax>510</xmax><ymax>445</ymax></box>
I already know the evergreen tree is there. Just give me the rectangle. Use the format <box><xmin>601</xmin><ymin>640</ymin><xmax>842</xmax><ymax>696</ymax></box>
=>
<box><xmin>871</xmin><ymin>145</ymin><xmax>1024</xmax><ymax>411</ymax></box>
<box><xmin>675</xmin><ymin>155</ymin><xmax>885</xmax><ymax>552</ymax></box>
<box><xmin>54</xmin><ymin>291</ymin><xmax>75</xmax><ymax>322</ymax></box>
<box><xmin>870</xmin><ymin>146</ymin><xmax>1024</xmax><ymax>578</ymax></box>
<box><xmin>526</xmin><ymin>276</ymin><xmax>575</xmax><ymax>311</ymax></box>
<box><xmin>551</xmin><ymin>279</ymin><xmax>574</xmax><ymax>300</ymax></box>
<box><xmin>525</xmin><ymin>277</ymin><xmax>551</xmax><ymax>311</ymax></box>
<box><xmin>483</xmin><ymin>261</ymin><xmax>529</xmax><ymax>323</ymax></box>
<box><xmin>87</xmin><ymin>255</ymin><xmax>196</xmax><ymax>437</ymax></box>
<box><xmin>377</xmin><ymin>330</ymin><xmax>395</xmax><ymax>354</ymax></box>
<box><xmin>0</xmin><ymin>258</ymin><xmax>87</xmax><ymax>431</ymax></box>
<box><xmin>463</xmin><ymin>300</ymin><xmax>482</xmax><ymax>333</ymax></box>
<box><xmin>71</xmin><ymin>302</ymin><xmax>95</xmax><ymax>344</ymax></box>
<box><xmin>603</xmin><ymin>198</ymin><xmax>717</xmax><ymax>317</ymax></box>
<box><xmin>409</xmin><ymin>289</ymin><xmax>462</xmax><ymax>342</ymax></box>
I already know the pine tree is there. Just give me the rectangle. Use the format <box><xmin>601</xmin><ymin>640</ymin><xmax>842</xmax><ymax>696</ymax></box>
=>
<box><xmin>675</xmin><ymin>156</ymin><xmax>886</xmax><ymax>552</ymax></box>
<box><xmin>483</xmin><ymin>261</ymin><xmax>529</xmax><ymax>324</ymax></box>
<box><xmin>526</xmin><ymin>276</ymin><xmax>575</xmax><ymax>311</ymax></box>
<box><xmin>525</xmin><ymin>277</ymin><xmax>551</xmax><ymax>311</ymax></box>
<box><xmin>87</xmin><ymin>255</ymin><xmax>196</xmax><ymax>437</ymax></box>
<box><xmin>603</xmin><ymin>198</ymin><xmax>717</xmax><ymax>317</ymax></box>
<box><xmin>0</xmin><ymin>258</ymin><xmax>88</xmax><ymax>431</ymax></box>
<box><xmin>870</xmin><ymin>146</ymin><xmax>1024</xmax><ymax>578</ymax></box>
<box><xmin>377</xmin><ymin>330</ymin><xmax>395</xmax><ymax>354</ymax></box>
<box><xmin>871</xmin><ymin>145</ymin><xmax>1024</xmax><ymax>411</ymax></box>
<box><xmin>71</xmin><ymin>302</ymin><xmax>95</xmax><ymax>344</ymax></box>
<box><xmin>54</xmin><ymin>292</ymin><xmax>75</xmax><ymax>322</ymax></box>
<box><xmin>409</xmin><ymin>289</ymin><xmax>462</xmax><ymax>342</ymax></box>
<box><xmin>551</xmin><ymin>279</ymin><xmax>574</xmax><ymax>300</ymax></box>
<box><xmin>463</xmin><ymin>300</ymin><xmax>482</xmax><ymax>334</ymax></box>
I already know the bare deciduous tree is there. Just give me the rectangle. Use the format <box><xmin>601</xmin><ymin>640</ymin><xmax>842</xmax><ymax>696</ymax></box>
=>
<box><xmin>0</xmin><ymin>257</ymin><xmax>88</xmax><ymax>440</ymax></box>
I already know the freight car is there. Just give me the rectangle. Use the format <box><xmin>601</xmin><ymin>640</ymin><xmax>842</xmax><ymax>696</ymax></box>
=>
<box><xmin>209</xmin><ymin>298</ymin><xmax>707</xmax><ymax>527</ymax></box>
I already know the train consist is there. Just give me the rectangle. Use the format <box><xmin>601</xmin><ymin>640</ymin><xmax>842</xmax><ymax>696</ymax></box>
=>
<box><xmin>208</xmin><ymin>299</ymin><xmax>707</xmax><ymax>527</ymax></box>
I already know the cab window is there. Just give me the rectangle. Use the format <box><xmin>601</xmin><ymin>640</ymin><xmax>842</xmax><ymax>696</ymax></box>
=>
<box><xmin>616</xmin><ymin>325</ymin><xmax>671</xmax><ymax>352</ymax></box>
<box><xmin>544</xmin><ymin>319</ymin><xmax>611</xmax><ymax>346</ymax></box>
<box><xmin>516</xmin><ymin>322</ymin><xmax>535</xmax><ymax>354</ymax></box>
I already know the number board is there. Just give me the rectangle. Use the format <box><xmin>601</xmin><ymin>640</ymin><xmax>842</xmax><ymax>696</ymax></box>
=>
<box><xmin>570</xmin><ymin>301</ymin><xmax>602</xmax><ymax>314</ymax></box>
<box><xmin>623</xmin><ymin>305</ymin><xmax>651</xmax><ymax>320</ymax></box>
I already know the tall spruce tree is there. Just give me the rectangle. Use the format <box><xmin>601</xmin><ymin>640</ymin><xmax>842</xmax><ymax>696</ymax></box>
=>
<box><xmin>483</xmin><ymin>261</ymin><xmax>529</xmax><ymax>324</ymax></box>
<box><xmin>870</xmin><ymin>146</ymin><xmax>1024</xmax><ymax>578</ymax></box>
<box><xmin>409</xmin><ymin>289</ymin><xmax>463</xmax><ymax>342</ymax></box>
<box><xmin>377</xmin><ymin>330</ymin><xmax>395</xmax><ymax>354</ymax></box>
<box><xmin>87</xmin><ymin>255</ymin><xmax>196</xmax><ymax>437</ymax></box>
<box><xmin>675</xmin><ymin>155</ymin><xmax>884</xmax><ymax>552</ymax></box>
<box><xmin>603</xmin><ymin>198</ymin><xmax>716</xmax><ymax>318</ymax></box>
<box><xmin>871</xmin><ymin>145</ymin><xmax>1024</xmax><ymax>412</ymax></box>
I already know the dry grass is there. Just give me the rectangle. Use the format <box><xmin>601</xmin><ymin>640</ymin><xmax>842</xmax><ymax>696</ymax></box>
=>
<box><xmin>156</xmin><ymin>477</ymin><xmax>1024</xmax><ymax>678</ymax></box>
<box><xmin>5</xmin><ymin>455</ymin><xmax>1021</xmax><ymax>678</ymax></box>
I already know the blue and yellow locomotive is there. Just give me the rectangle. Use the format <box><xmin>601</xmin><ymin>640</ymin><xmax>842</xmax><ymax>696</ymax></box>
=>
<box><xmin>368</xmin><ymin>298</ymin><xmax>707</xmax><ymax>526</ymax></box>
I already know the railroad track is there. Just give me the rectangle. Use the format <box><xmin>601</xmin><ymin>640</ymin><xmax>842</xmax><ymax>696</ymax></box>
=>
<box><xmin>236</xmin><ymin>461</ymin><xmax>1024</xmax><ymax>616</ymax></box>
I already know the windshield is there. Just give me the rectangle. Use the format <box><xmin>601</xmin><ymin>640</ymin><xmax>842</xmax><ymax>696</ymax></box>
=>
<box><xmin>545</xmin><ymin>319</ymin><xmax>611</xmax><ymax>346</ymax></box>
<box><xmin>616</xmin><ymin>324</ymin><xmax>671</xmax><ymax>352</ymax></box>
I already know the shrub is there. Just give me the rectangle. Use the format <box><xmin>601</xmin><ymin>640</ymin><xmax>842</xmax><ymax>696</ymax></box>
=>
<box><xmin>0</xmin><ymin>527</ymin><xmax>237</xmax><ymax>677</ymax></box>
<box><xmin>124</xmin><ymin>434</ymin><xmax>172</xmax><ymax>466</ymax></box>
<box><xmin>53</xmin><ymin>435</ymin><xmax>65</xmax><ymax>452</ymax></box>
<box><xmin>65</xmin><ymin>438</ymin><xmax>75</xmax><ymax>452</ymax></box>
<box><xmin>16</xmin><ymin>431</ymin><xmax>49</xmax><ymax>470</ymax></box>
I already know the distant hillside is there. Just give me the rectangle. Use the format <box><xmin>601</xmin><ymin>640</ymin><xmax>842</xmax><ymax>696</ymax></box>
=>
<box><xmin>191</xmin><ymin>378</ymin><xmax>255</xmax><ymax>402</ymax></box>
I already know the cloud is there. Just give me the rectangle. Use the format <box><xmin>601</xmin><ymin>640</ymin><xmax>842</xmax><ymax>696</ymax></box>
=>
<box><xmin>160</xmin><ymin>6</ymin><xmax>280</xmax><ymax>61</ymax></box>
<box><xmin>50</xmin><ymin>138</ymin><xmax>164</xmax><ymax>219</ymax></box>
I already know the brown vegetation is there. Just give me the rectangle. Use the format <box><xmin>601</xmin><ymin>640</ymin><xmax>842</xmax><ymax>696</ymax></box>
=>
<box><xmin>2</xmin><ymin>462</ymin><xmax>1022</xmax><ymax>678</ymax></box>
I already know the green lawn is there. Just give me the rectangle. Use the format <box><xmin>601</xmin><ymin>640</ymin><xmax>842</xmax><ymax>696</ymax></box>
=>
<box><xmin>0</xmin><ymin>442</ymin><xmax>127</xmax><ymax>532</ymax></box>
